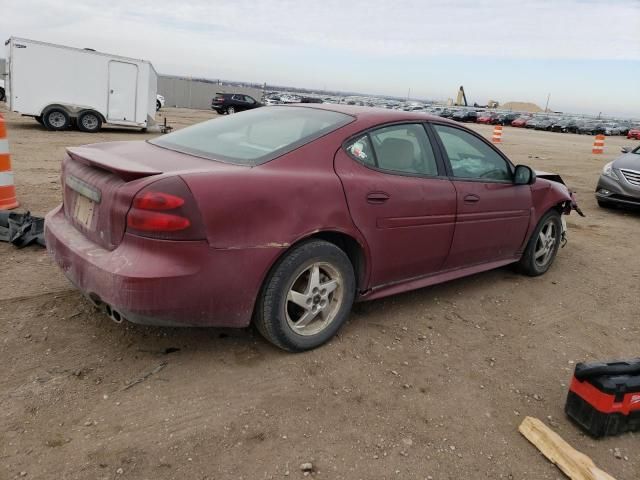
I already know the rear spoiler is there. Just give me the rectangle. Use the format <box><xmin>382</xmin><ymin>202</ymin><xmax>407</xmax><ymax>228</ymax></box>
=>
<box><xmin>67</xmin><ymin>146</ymin><xmax>162</xmax><ymax>181</ymax></box>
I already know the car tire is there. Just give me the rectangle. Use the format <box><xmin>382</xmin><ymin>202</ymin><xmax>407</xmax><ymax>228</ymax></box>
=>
<box><xmin>226</xmin><ymin>106</ymin><xmax>235</xmax><ymax>114</ymax></box>
<box><xmin>518</xmin><ymin>209</ymin><xmax>563</xmax><ymax>277</ymax></box>
<box><xmin>0</xmin><ymin>87</ymin><xmax>5</xmax><ymax>102</ymax></box>
<box><xmin>156</xmin><ymin>100</ymin><xmax>161</xmax><ymax>111</ymax></box>
<box><xmin>35</xmin><ymin>116</ymin><xmax>44</xmax><ymax>125</ymax></box>
<box><xmin>254</xmin><ymin>240</ymin><xmax>356</xmax><ymax>352</ymax></box>
<box><xmin>42</xmin><ymin>107</ymin><xmax>71</xmax><ymax>131</ymax></box>
<box><xmin>77</xmin><ymin>110</ymin><xmax>102</xmax><ymax>133</ymax></box>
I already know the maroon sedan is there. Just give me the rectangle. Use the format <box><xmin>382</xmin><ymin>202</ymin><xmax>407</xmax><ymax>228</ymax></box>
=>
<box><xmin>45</xmin><ymin>105</ymin><xmax>580</xmax><ymax>351</ymax></box>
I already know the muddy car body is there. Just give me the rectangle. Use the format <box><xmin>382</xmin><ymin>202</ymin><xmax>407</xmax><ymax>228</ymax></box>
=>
<box><xmin>46</xmin><ymin>105</ymin><xmax>579</xmax><ymax>350</ymax></box>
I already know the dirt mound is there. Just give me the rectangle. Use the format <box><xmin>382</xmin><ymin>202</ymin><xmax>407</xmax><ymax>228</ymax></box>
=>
<box><xmin>501</xmin><ymin>101</ymin><xmax>543</xmax><ymax>112</ymax></box>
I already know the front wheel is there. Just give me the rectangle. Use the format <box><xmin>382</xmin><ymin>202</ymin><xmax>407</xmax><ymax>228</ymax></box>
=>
<box><xmin>254</xmin><ymin>240</ymin><xmax>356</xmax><ymax>352</ymax></box>
<box><xmin>519</xmin><ymin>210</ymin><xmax>562</xmax><ymax>276</ymax></box>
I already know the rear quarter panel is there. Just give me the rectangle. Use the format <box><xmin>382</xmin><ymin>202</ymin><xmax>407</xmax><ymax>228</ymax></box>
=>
<box><xmin>182</xmin><ymin>129</ymin><xmax>371</xmax><ymax>288</ymax></box>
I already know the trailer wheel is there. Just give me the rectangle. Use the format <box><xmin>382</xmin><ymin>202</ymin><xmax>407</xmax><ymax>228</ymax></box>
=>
<box><xmin>77</xmin><ymin>111</ymin><xmax>102</xmax><ymax>133</ymax></box>
<box><xmin>43</xmin><ymin>108</ymin><xmax>71</xmax><ymax>131</ymax></box>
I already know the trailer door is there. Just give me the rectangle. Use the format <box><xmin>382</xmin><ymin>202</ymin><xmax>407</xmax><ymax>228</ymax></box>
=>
<box><xmin>107</xmin><ymin>61</ymin><xmax>138</xmax><ymax>122</ymax></box>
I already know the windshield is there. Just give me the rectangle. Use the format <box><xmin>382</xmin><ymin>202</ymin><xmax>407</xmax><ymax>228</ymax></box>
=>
<box><xmin>150</xmin><ymin>107</ymin><xmax>353</xmax><ymax>165</ymax></box>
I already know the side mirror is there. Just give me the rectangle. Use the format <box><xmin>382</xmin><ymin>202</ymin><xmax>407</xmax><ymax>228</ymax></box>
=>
<box><xmin>621</xmin><ymin>147</ymin><xmax>630</xmax><ymax>154</ymax></box>
<box><xmin>514</xmin><ymin>165</ymin><xmax>536</xmax><ymax>185</ymax></box>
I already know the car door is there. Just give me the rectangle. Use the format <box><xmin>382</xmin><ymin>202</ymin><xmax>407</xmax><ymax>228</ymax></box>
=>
<box><xmin>430</xmin><ymin>123</ymin><xmax>531</xmax><ymax>269</ymax></box>
<box><xmin>335</xmin><ymin>123</ymin><xmax>457</xmax><ymax>288</ymax></box>
<box><xmin>231</xmin><ymin>94</ymin><xmax>246</xmax><ymax>111</ymax></box>
<box><xmin>244</xmin><ymin>95</ymin><xmax>259</xmax><ymax>109</ymax></box>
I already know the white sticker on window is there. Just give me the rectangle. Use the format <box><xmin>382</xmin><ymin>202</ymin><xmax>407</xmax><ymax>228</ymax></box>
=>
<box><xmin>350</xmin><ymin>142</ymin><xmax>367</xmax><ymax>160</ymax></box>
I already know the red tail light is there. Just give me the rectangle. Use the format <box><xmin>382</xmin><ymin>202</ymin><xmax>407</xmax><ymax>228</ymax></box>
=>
<box><xmin>127</xmin><ymin>210</ymin><xmax>191</xmax><ymax>232</ymax></box>
<box><xmin>126</xmin><ymin>177</ymin><xmax>206</xmax><ymax>241</ymax></box>
<box><xmin>133</xmin><ymin>192</ymin><xmax>185</xmax><ymax>210</ymax></box>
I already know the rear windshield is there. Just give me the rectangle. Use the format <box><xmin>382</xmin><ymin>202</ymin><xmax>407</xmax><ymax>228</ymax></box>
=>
<box><xmin>150</xmin><ymin>107</ymin><xmax>353</xmax><ymax>165</ymax></box>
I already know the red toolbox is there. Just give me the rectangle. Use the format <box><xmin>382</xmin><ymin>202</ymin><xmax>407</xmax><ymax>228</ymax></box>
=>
<box><xmin>565</xmin><ymin>359</ymin><xmax>640</xmax><ymax>437</ymax></box>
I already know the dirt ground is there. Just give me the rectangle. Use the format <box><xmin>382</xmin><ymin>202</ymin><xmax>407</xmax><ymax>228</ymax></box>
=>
<box><xmin>1</xmin><ymin>105</ymin><xmax>639</xmax><ymax>480</ymax></box>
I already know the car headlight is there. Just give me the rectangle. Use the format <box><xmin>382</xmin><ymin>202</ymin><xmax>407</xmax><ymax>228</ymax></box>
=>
<box><xmin>603</xmin><ymin>162</ymin><xmax>619</xmax><ymax>180</ymax></box>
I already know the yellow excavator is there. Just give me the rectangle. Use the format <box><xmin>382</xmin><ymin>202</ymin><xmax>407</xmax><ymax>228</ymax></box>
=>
<box><xmin>455</xmin><ymin>85</ymin><xmax>467</xmax><ymax>106</ymax></box>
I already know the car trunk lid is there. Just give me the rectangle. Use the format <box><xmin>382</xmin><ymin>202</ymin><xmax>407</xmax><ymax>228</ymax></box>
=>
<box><xmin>61</xmin><ymin>141</ymin><xmax>237</xmax><ymax>250</ymax></box>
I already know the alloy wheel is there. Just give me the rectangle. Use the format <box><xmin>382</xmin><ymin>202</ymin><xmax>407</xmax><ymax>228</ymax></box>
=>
<box><xmin>285</xmin><ymin>262</ymin><xmax>343</xmax><ymax>336</ymax></box>
<box><xmin>534</xmin><ymin>219</ymin><xmax>557</xmax><ymax>268</ymax></box>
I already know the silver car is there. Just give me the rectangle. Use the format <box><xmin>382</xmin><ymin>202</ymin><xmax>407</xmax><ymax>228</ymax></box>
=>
<box><xmin>596</xmin><ymin>145</ymin><xmax>640</xmax><ymax>208</ymax></box>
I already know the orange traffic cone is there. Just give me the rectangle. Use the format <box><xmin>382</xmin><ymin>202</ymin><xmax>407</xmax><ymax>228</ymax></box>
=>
<box><xmin>491</xmin><ymin>125</ymin><xmax>503</xmax><ymax>143</ymax></box>
<box><xmin>592</xmin><ymin>134</ymin><xmax>605</xmax><ymax>155</ymax></box>
<box><xmin>0</xmin><ymin>115</ymin><xmax>19</xmax><ymax>209</ymax></box>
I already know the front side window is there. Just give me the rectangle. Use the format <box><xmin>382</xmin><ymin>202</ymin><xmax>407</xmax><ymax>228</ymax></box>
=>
<box><xmin>150</xmin><ymin>107</ymin><xmax>353</xmax><ymax>165</ymax></box>
<box><xmin>433</xmin><ymin>124</ymin><xmax>512</xmax><ymax>181</ymax></box>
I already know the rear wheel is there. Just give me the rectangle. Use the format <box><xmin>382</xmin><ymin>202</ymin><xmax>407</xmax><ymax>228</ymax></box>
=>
<box><xmin>156</xmin><ymin>100</ymin><xmax>161</xmax><ymax>111</ymax></box>
<box><xmin>43</xmin><ymin>107</ymin><xmax>71</xmax><ymax>131</ymax></box>
<box><xmin>226</xmin><ymin>106</ymin><xmax>235</xmax><ymax>114</ymax></box>
<box><xmin>255</xmin><ymin>240</ymin><xmax>356</xmax><ymax>352</ymax></box>
<box><xmin>519</xmin><ymin>210</ymin><xmax>562</xmax><ymax>276</ymax></box>
<box><xmin>0</xmin><ymin>87</ymin><xmax>5</xmax><ymax>102</ymax></box>
<box><xmin>77</xmin><ymin>110</ymin><xmax>102</xmax><ymax>133</ymax></box>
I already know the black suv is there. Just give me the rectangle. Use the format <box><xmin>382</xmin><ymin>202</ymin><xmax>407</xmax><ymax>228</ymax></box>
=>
<box><xmin>211</xmin><ymin>93</ymin><xmax>262</xmax><ymax>114</ymax></box>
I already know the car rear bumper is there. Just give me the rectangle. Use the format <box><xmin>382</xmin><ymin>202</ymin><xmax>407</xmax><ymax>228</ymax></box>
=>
<box><xmin>45</xmin><ymin>205</ymin><xmax>278</xmax><ymax>328</ymax></box>
<box><xmin>595</xmin><ymin>175</ymin><xmax>640</xmax><ymax>207</ymax></box>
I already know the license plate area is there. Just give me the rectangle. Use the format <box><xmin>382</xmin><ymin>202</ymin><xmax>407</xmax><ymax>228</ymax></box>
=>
<box><xmin>73</xmin><ymin>194</ymin><xmax>96</xmax><ymax>230</ymax></box>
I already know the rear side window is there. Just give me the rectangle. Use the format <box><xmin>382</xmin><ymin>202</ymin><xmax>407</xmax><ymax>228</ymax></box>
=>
<box><xmin>371</xmin><ymin>124</ymin><xmax>438</xmax><ymax>176</ymax></box>
<box><xmin>150</xmin><ymin>107</ymin><xmax>353</xmax><ymax>165</ymax></box>
<box><xmin>346</xmin><ymin>135</ymin><xmax>375</xmax><ymax>167</ymax></box>
<box><xmin>433</xmin><ymin>124</ymin><xmax>512</xmax><ymax>181</ymax></box>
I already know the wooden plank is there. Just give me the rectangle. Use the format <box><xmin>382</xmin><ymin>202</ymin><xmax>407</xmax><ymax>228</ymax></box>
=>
<box><xmin>519</xmin><ymin>416</ymin><xmax>616</xmax><ymax>480</ymax></box>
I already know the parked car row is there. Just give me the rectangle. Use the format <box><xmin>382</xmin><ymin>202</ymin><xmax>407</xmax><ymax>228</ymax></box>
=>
<box><xmin>512</xmin><ymin>116</ymin><xmax>637</xmax><ymax>136</ymax></box>
<box><xmin>228</xmin><ymin>92</ymin><xmax>639</xmax><ymax>139</ymax></box>
<box><xmin>426</xmin><ymin>108</ymin><xmax>639</xmax><ymax>138</ymax></box>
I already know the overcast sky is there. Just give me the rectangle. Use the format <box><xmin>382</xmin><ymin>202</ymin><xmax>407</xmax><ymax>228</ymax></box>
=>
<box><xmin>2</xmin><ymin>0</ymin><xmax>639</xmax><ymax>116</ymax></box>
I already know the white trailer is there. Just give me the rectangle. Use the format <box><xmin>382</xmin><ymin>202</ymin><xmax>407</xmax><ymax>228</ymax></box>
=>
<box><xmin>4</xmin><ymin>37</ymin><xmax>158</xmax><ymax>132</ymax></box>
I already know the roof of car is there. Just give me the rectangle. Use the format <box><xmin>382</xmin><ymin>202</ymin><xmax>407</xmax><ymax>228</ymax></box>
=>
<box><xmin>280</xmin><ymin>103</ymin><xmax>457</xmax><ymax>126</ymax></box>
